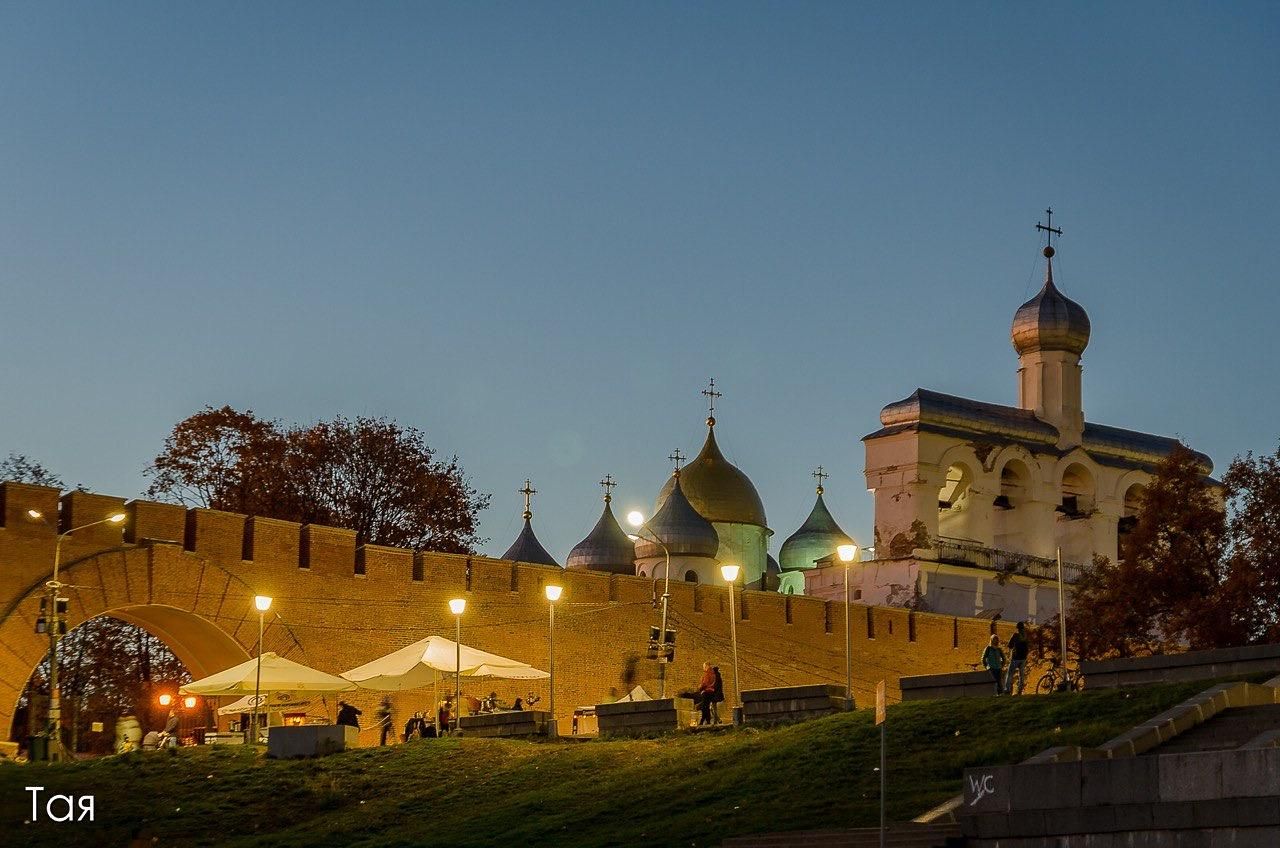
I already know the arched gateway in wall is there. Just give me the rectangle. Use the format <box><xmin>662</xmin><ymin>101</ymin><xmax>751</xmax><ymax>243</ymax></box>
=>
<box><xmin>1</xmin><ymin>483</ymin><xmax>1014</xmax><ymax>741</ymax></box>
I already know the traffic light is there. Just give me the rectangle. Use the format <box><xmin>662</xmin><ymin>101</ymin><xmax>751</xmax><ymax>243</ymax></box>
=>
<box><xmin>647</xmin><ymin>626</ymin><xmax>676</xmax><ymax>663</ymax></box>
<box><xmin>34</xmin><ymin>597</ymin><xmax>68</xmax><ymax>635</ymax></box>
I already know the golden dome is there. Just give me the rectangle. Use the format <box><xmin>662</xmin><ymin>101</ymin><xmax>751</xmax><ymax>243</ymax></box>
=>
<box><xmin>656</xmin><ymin>422</ymin><xmax>767</xmax><ymax>528</ymax></box>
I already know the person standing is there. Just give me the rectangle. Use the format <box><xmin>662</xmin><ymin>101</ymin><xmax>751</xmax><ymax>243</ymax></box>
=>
<box><xmin>981</xmin><ymin>635</ymin><xmax>1006</xmax><ymax>696</ymax></box>
<box><xmin>161</xmin><ymin>709</ymin><xmax>180</xmax><ymax>748</ymax></box>
<box><xmin>1004</xmin><ymin>622</ymin><xmax>1030</xmax><ymax>696</ymax></box>
<box><xmin>696</xmin><ymin>662</ymin><xmax>716</xmax><ymax>726</ymax></box>
<box><xmin>377</xmin><ymin>696</ymin><xmax>394</xmax><ymax>746</ymax></box>
<box><xmin>711</xmin><ymin>666</ymin><xmax>725</xmax><ymax>725</ymax></box>
<box><xmin>336</xmin><ymin>701</ymin><xmax>362</xmax><ymax>729</ymax></box>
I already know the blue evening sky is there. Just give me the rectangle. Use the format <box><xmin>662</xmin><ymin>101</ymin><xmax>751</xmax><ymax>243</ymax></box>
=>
<box><xmin>2</xmin><ymin>2</ymin><xmax>1277</xmax><ymax>561</ymax></box>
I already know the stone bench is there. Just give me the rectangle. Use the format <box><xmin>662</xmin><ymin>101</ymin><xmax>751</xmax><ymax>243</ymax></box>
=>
<box><xmin>266</xmin><ymin>724</ymin><xmax>357</xmax><ymax>758</ymax></box>
<box><xmin>595</xmin><ymin>698</ymin><xmax>679</xmax><ymax>737</ymax></box>
<box><xmin>457</xmin><ymin>710</ymin><xmax>549</xmax><ymax>738</ymax></box>
<box><xmin>740</xmin><ymin>684</ymin><xmax>847</xmax><ymax>725</ymax></box>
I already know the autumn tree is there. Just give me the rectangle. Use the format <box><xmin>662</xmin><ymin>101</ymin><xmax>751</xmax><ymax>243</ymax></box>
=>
<box><xmin>145</xmin><ymin>406</ymin><xmax>489</xmax><ymax>553</ymax></box>
<box><xmin>1051</xmin><ymin>443</ymin><xmax>1234</xmax><ymax>660</ymax></box>
<box><xmin>1222</xmin><ymin>445</ymin><xmax>1280</xmax><ymax>643</ymax></box>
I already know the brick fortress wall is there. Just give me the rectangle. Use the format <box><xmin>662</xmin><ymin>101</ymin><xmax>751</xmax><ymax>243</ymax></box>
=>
<box><xmin>0</xmin><ymin>483</ymin><xmax>1015</xmax><ymax>743</ymax></box>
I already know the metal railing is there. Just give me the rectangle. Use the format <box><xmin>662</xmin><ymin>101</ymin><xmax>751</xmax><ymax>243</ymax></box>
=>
<box><xmin>928</xmin><ymin>537</ymin><xmax>1086</xmax><ymax>584</ymax></box>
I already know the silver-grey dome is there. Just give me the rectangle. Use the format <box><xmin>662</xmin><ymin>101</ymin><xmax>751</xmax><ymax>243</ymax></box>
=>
<box><xmin>566</xmin><ymin>501</ymin><xmax>636</xmax><ymax>574</ymax></box>
<box><xmin>502</xmin><ymin>519</ymin><xmax>560</xmax><ymax>567</ymax></box>
<box><xmin>1011</xmin><ymin>253</ymin><xmax>1090</xmax><ymax>357</ymax></box>
<box><xmin>635</xmin><ymin>475</ymin><xmax>719</xmax><ymax>560</ymax></box>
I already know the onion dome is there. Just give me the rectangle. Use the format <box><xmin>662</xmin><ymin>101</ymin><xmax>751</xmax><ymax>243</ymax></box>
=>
<box><xmin>502</xmin><ymin>519</ymin><xmax>559</xmax><ymax>567</ymax></box>
<box><xmin>501</xmin><ymin>479</ymin><xmax>560</xmax><ymax>567</ymax></box>
<box><xmin>1011</xmin><ymin>247</ymin><xmax>1090</xmax><ymax>356</ymax></box>
<box><xmin>779</xmin><ymin>486</ymin><xmax>853</xmax><ymax>572</ymax></box>
<box><xmin>655</xmin><ymin>420</ymin><xmax>767</xmax><ymax>528</ymax></box>
<box><xmin>566</xmin><ymin>478</ymin><xmax>635</xmax><ymax>574</ymax></box>
<box><xmin>635</xmin><ymin>475</ymin><xmax>720</xmax><ymax>560</ymax></box>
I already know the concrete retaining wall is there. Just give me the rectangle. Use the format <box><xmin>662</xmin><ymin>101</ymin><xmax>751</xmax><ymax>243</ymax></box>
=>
<box><xmin>740</xmin><ymin>684</ymin><xmax>847</xmax><ymax>725</ymax></box>
<box><xmin>457</xmin><ymin>710</ymin><xmax>548</xmax><ymax>738</ymax></box>
<box><xmin>1082</xmin><ymin>643</ymin><xmax>1280</xmax><ymax>689</ymax></box>
<box><xmin>595</xmin><ymin>698</ymin><xmax>680</xmax><ymax>737</ymax></box>
<box><xmin>900</xmin><ymin>669</ymin><xmax>1003</xmax><ymax>700</ymax></box>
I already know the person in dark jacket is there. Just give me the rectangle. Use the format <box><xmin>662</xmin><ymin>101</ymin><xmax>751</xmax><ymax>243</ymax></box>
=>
<box><xmin>336</xmin><ymin>701</ymin><xmax>362</xmax><ymax>728</ymax></box>
<box><xmin>377</xmin><ymin>696</ymin><xmax>394</xmax><ymax>746</ymax></box>
<box><xmin>1004</xmin><ymin>621</ymin><xmax>1030</xmax><ymax>695</ymax></box>
<box><xmin>711</xmin><ymin>666</ymin><xmax>725</xmax><ymax>724</ymax></box>
<box><xmin>403</xmin><ymin>711</ymin><xmax>426</xmax><ymax>742</ymax></box>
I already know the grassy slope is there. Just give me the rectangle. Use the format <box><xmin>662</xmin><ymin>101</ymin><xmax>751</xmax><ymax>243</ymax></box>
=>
<box><xmin>0</xmin><ymin>680</ymin><xmax>1224</xmax><ymax>848</ymax></box>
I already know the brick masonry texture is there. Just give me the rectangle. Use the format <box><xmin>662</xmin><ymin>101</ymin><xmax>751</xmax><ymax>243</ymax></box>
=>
<box><xmin>0</xmin><ymin>483</ymin><xmax>1015</xmax><ymax>743</ymax></box>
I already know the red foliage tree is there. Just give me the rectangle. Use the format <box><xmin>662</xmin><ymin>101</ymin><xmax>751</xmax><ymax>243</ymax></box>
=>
<box><xmin>146</xmin><ymin>406</ymin><xmax>488</xmax><ymax>553</ymax></box>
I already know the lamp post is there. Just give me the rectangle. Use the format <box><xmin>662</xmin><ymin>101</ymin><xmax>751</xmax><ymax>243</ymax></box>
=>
<box><xmin>27</xmin><ymin>509</ymin><xmax>126</xmax><ymax>761</ymax></box>
<box><xmin>250</xmin><ymin>595</ymin><xmax>272</xmax><ymax>744</ymax></box>
<box><xmin>719</xmin><ymin>563</ymin><xmax>742</xmax><ymax>723</ymax></box>
<box><xmin>627</xmin><ymin>511</ymin><xmax>674</xmax><ymax>699</ymax></box>
<box><xmin>449</xmin><ymin>598</ymin><xmax>466</xmax><ymax>732</ymax></box>
<box><xmin>545</xmin><ymin>584</ymin><xmax>562</xmax><ymax>736</ymax></box>
<box><xmin>837</xmin><ymin>543</ymin><xmax>859</xmax><ymax>711</ymax></box>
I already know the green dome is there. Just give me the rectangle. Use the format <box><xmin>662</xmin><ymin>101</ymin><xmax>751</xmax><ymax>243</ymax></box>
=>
<box><xmin>778</xmin><ymin>492</ymin><xmax>852</xmax><ymax>571</ymax></box>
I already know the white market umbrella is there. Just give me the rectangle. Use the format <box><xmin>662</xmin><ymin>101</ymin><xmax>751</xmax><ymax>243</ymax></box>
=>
<box><xmin>216</xmin><ymin>691</ymin><xmax>317</xmax><ymax>716</ymax></box>
<box><xmin>341</xmin><ymin>635</ymin><xmax>549</xmax><ymax>691</ymax></box>
<box><xmin>181</xmin><ymin>652</ymin><xmax>359</xmax><ymax>696</ymax></box>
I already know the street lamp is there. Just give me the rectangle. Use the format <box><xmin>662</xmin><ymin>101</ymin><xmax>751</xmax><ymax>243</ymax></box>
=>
<box><xmin>627</xmin><ymin>510</ymin><xmax>674</xmax><ymax>698</ymax></box>
<box><xmin>449</xmin><ymin>598</ymin><xmax>466</xmax><ymax>732</ymax></box>
<box><xmin>545</xmin><ymin>584</ymin><xmax>562</xmax><ymax>736</ymax></box>
<box><xmin>720</xmin><ymin>563</ymin><xmax>742</xmax><ymax>724</ymax></box>
<box><xmin>837</xmin><ymin>543</ymin><xmax>859</xmax><ymax>711</ymax></box>
<box><xmin>26</xmin><ymin>509</ymin><xmax>126</xmax><ymax>761</ymax></box>
<box><xmin>183</xmin><ymin>695</ymin><xmax>197</xmax><ymax>710</ymax></box>
<box><xmin>250</xmin><ymin>595</ymin><xmax>272</xmax><ymax>744</ymax></box>
<box><xmin>158</xmin><ymin>693</ymin><xmax>174</xmax><ymax>707</ymax></box>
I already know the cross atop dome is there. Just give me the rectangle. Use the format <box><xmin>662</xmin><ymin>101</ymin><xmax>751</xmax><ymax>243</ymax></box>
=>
<box><xmin>518</xmin><ymin>479</ymin><xmax>537</xmax><ymax>520</ymax></box>
<box><xmin>812</xmin><ymin>466</ymin><xmax>829</xmax><ymax>495</ymax></box>
<box><xmin>668</xmin><ymin>448</ymin><xmax>686</xmax><ymax>476</ymax></box>
<box><xmin>599</xmin><ymin>474</ymin><xmax>617</xmax><ymax>503</ymax></box>
<box><xmin>1036</xmin><ymin>207</ymin><xmax>1063</xmax><ymax>258</ymax></box>
<box><xmin>702</xmin><ymin>378</ymin><xmax>721</xmax><ymax>426</ymax></box>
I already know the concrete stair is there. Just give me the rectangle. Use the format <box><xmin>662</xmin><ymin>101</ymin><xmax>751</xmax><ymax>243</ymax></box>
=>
<box><xmin>722</xmin><ymin>822</ymin><xmax>961</xmax><ymax>848</ymax></box>
<box><xmin>1146</xmin><ymin>703</ymin><xmax>1280</xmax><ymax>754</ymax></box>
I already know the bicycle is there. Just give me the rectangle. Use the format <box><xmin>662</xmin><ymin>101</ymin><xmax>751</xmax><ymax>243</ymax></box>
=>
<box><xmin>1035</xmin><ymin>664</ymin><xmax>1084</xmax><ymax>694</ymax></box>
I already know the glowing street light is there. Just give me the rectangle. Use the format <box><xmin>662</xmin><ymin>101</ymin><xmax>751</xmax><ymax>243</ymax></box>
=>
<box><xmin>545</xmin><ymin>584</ymin><xmax>562</xmax><ymax>736</ymax></box>
<box><xmin>838</xmin><ymin>543</ymin><xmax>859</xmax><ymax>711</ymax></box>
<box><xmin>250</xmin><ymin>595</ymin><xmax>273</xmax><ymax>744</ymax></box>
<box><xmin>628</xmin><ymin>510</ymin><xmax>675</xmax><ymax>698</ymax></box>
<box><xmin>183</xmin><ymin>695</ymin><xmax>197</xmax><ymax>710</ymax></box>
<box><xmin>158</xmin><ymin>693</ymin><xmax>173</xmax><ymax>707</ymax></box>
<box><xmin>720</xmin><ymin>564</ymin><xmax>742</xmax><ymax>722</ymax></box>
<box><xmin>449</xmin><ymin>598</ymin><xmax>466</xmax><ymax>732</ymax></box>
<box><xmin>27</xmin><ymin>509</ymin><xmax>127</xmax><ymax>761</ymax></box>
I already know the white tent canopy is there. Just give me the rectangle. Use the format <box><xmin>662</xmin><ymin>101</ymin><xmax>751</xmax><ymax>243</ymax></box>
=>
<box><xmin>341</xmin><ymin>635</ymin><xmax>549</xmax><ymax>691</ymax></box>
<box><xmin>216</xmin><ymin>691</ymin><xmax>317</xmax><ymax>716</ymax></box>
<box><xmin>181</xmin><ymin>652</ymin><xmax>359</xmax><ymax>696</ymax></box>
